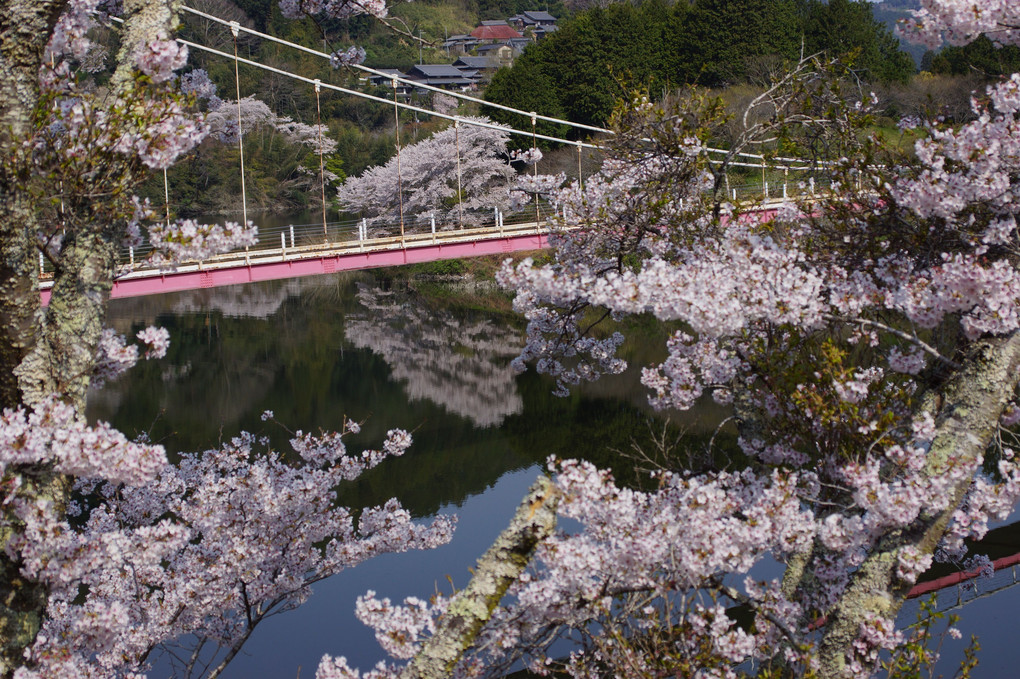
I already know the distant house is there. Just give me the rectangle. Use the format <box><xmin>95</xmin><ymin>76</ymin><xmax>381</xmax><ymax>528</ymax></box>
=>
<box><xmin>470</xmin><ymin>22</ymin><xmax>523</xmax><ymax>41</ymax></box>
<box><xmin>509</xmin><ymin>10</ymin><xmax>557</xmax><ymax>30</ymax></box>
<box><xmin>453</xmin><ymin>55</ymin><xmax>500</xmax><ymax>72</ymax></box>
<box><xmin>475</xmin><ymin>43</ymin><xmax>514</xmax><ymax>64</ymax></box>
<box><xmin>534</xmin><ymin>24</ymin><xmax>558</xmax><ymax>39</ymax></box>
<box><xmin>443</xmin><ymin>34</ymin><xmax>479</xmax><ymax>55</ymax></box>
<box><xmin>367</xmin><ymin>68</ymin><xmax>412</xmax><ymax>94</ymax></box>
<box><xmin>404</xmin><ymin>64</ymin><xmax>479</xmax><ymax>91</ymax></box>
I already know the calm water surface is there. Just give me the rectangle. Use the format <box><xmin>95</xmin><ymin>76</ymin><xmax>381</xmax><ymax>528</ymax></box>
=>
<box><xmin>86</xmin><ymin>274</ymin><xmax>1020</xmax><ymax>678</ymax></box>
<box><xmin>87</xmin><ymin>274</ymin><xmax>711</xmax><ymax>677</ymax></box>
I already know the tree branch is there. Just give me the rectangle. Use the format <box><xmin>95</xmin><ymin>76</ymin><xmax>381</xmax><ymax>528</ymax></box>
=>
<box><xmin>816</xmin><ymin>330</ymin><xmax>1020</xmax><ymax>677</ymax></box>
<box><xmin>400</xmin><ymin>476</ymin><xmax>559</xmax><ymax>679</ymax></box>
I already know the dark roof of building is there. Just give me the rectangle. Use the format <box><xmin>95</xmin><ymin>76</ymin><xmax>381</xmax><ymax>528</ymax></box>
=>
<box><xmin>367</xmin><ymin>68</ymin><xmax>406</xmax><ymax>84</ymax></box>
<box><xmin>480</xmin><ymin>19</ymin><xmax>510</xmax><ymax>26</ymax></box>
<box><xmin>453</xmin><ymin>56</ymin><xmax>496</xmax><ymax>69</ymax></box>
<box><xmin>421</xmin><ymin>78</ymin><xmax>476</xmax><ymax>87</ymax></box>
<box><xmin>523</xmin><ymin>10</ymin><xmax>556</xmax><ymax>22</ymax></box>
<box><xmin>470</xmin><ymin>24</ymin><xmax>523</xmax><ymax>40</ymax></box>
<box><xmin>408</xmin><ymin>64</ymin><xmax>469</xmax><ymax>78</ymax></box>
<box><xmin>475</xmin><ymin>42</ymin><xmax>513</xmax><ymax>54</ymax></box>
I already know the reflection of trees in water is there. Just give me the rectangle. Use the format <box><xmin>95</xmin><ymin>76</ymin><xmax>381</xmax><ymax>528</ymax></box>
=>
<box><xmin>167</xmin><ymin>279</ymin><xmax>310</xmax><ymax>319</ymax></box>
<box><xmin>104</xmin><ymin>278</ymin><xmax>339</xmax><ymax>331</ymax></box>
<box><xmin>345</xmin><ymin>283</ymin><xmax>524</xmax><ymax>428</ymax></box>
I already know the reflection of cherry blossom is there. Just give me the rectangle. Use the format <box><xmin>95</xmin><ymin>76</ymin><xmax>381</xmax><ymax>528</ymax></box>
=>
<box><xmin>346</xmin><ymin>283</ymin><xmax>523</xmax><ymax>427</ymax></box>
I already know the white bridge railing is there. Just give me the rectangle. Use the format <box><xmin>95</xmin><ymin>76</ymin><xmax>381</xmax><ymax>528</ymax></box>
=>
<box><xmin>38</xmin><ymin>178</ymin><xmax>834</xmax><ymax>286</ymax></box>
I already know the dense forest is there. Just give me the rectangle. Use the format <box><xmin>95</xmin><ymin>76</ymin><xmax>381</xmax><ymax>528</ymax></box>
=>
<box><xmin>484</xmin><ymin>0</ymin><xmax>916</xmax><ymax>133</ymax></box>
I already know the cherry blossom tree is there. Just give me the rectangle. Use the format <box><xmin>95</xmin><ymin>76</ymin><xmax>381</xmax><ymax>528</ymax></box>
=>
<box><xmin>319</xmin><ymin>3</ymin><xmax>1020</xmax><ymax>678</ymax></box>
<box><xmin>0</xmin><ymin>1</ymin><xmax>453</xmax><ymax>677</ymax></box>
<box><xmin>336</xmin><ymin>118</ymin><xmax>515</xmax><ymax>229</ymax></box>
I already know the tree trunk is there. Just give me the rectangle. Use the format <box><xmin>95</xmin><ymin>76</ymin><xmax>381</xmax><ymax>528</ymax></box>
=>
<box><xmin>816</xmin><ymin>331</ymin><xmax>1020</xmax><ymax>678</ymax></box>
<box><xmin>401</xmin><ymin>476</ymin><xmax>559</xmax><ymax>679</ymax></box>
<box><xmin>0</xmin><ymin>0</ymin><xmax>66</xmax><ymax>409</ymax></box>
<box><xmin>0</xmin><ymin>1</ymin><xmax>183</xmax><ymax>673</ymax></box>
<box><xmin>0</xmin><ymin>2</ymin><xmax>70</xmax><ymax>673</ymax></box>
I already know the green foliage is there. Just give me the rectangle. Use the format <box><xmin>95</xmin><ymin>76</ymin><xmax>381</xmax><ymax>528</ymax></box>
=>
<box><xmin>476</xmin><ymin>0</ymin><xmax>568</xmax><ymax>22</ymax></box>
<box><xmin>232</xmin><ymin>0</ymin><xmax>274</xmax><ymax>31</ymax></box>
<box><xmin>389</xmin><ymin>2</ymin><xmax>477</xmax><ymax>42</ymax></box>
<box><xmin>324</xmin><ymin>154</ymin><xmax>347</xmax><ymax>184</ymax></box>
<box><xmin>483</xmin><ymin>51</ymin><xmax>570</xmax><ymax>147</ymax></box>
<box><xmin>797</xmin><ymin>0</ymin><xmax>916</xmax><ymax>84</ymax></box>
<box><xmin>884</xmin><ymin>598</ymin><xmax>980</xmax><ymax>679</ymax></box>
<box><xmin>407</xmin><ymin>258</ymin><xmax>469</xmax><ymax>276</ymax></box>
<box><xmin>486</xmin><ymin>0</ymin><xmax>674</xmax><ymax>131</ymax></box>
<box><xmin>485</xmin><ymin>0</ymin><xmax>913</xmax><ymax>131</ymax></box>
<box><xmin>678</xmin><ymin>0</ymin><xmax>800</xmax><ymax>85</ymax></box>
<box><xmin>929</xmin><ymin>35</ymin><xmax>1020</xmax><ymax>77</ymax></box>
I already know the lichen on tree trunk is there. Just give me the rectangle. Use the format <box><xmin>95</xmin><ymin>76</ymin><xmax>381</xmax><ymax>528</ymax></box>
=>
<box><xmin>401</xmin><ymin>476</ymin><xmax>559</xmax><ymax>679</ymax></box>
<box><xmin>816</xmin><ymin>331</ymin><xmax>1020</xmax><ymax>678</ymax></box>
<box><xmin>0</xmin><ymin>1</ymin><xmax>186</xmax><ymax>673</ymax></box>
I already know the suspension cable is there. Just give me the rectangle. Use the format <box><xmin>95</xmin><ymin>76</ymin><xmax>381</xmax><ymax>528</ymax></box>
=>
<box><xmin>180</xmin><ymin>4</ymin><xmax>608</xmax><ymax>137</ymax></box>
<box><xmin>230</xmin><ymin>22</ymin><xmax>249</xmax><ymax>229</ymax></box>
<box><xmin>531</xmin><ymin>113</ymin><xmax>539</xmax><ymax>226</ymax></box>
<box><xmin>576</xmin><ymin>142</ymin><xmax>583</xmax><ymax>191</ymax></box>
<box><xmin>392</xmin><ymin>78</ymin><xmax>405</xmax><ymax>242</ymax></box>
<box><xmin>109</xmin><ymin>10</ymin><xmax>819</xmax><ymax>171</ymax></box>
<box><xmin>177</xmin><ymin>4</ymin><xmax>817</xmax><ymax>167</ymax></box>
<box><xmin>163</xmin><ymin>168</ymin><xmax>171</xmax><ymax>227</ymax></box>
<box><xmin>174</xmin><ymin>36</ymin><xmax>612</xmax><ymax>153</ymax></box>
<box><xmin>314</xmin><ymin>79</ymin><xmax>328</xmax><ymax>242</ymax></box>
<box><xmin>455</xmin><ymin>119</ymin><xmax>464</xmax><ymax>230</ymax></box>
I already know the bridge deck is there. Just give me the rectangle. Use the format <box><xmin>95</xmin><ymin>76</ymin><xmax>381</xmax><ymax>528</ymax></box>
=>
<box><xmin>40</xmin><ymin>221</ymin><xmax>551</xmax><ymax>305</ymax></box>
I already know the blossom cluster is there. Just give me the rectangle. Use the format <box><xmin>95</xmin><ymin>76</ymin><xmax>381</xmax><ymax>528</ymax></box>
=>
<box><xmin>279</xmin><ymin>0</ymin><xmax>388</xmax><ymax>20</ymax></box>
<box><xmin>900</xmin><ymin>0</ymin><xmax>1020</xmax><ymax>48</ymax></box>
<box><xmin>0</xmin><ymin>398</ymin><xmax>166</xmax><ymax>490</ymax></box>
<box><xmin>92</xmin><ymin>326</ymin><xmax>170</xmax><ymax>387</ymax></box>
<box><xmin>337</xmin><ymin>117</ymin><xmax>516</xmax><ymax>227</ymax></box>
<box><xmin>134</xmin><ymin>36</ymin><xmax>188</xmax><ymax>84</ymax></box>
<box><xmin>14</xmin><ymin>426</ymin><xmax>453</xmax><ymax>678</ymax></box>
<box><xmin>330</xmin><ymin>46</ymin><xmax>367</xmax><ymax>68</ymax></box>
<box><xmin>147</xmin><ymin>218</ymin><xmax>258</xmax><ymax>265</ymax></box>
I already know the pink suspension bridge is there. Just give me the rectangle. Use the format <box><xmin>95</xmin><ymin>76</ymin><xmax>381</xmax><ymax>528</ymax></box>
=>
<box><xmin>52</xmin><ymin>4</ymin><xmax>826</xmax><ymax>305</ymax></box>
<box><xmin>39</xmin><ymin>211</ymin><xmax>557</xmax><ymax>305</ymax></box>
<box><xmin>38</xmin><ymin>192</ymin><xmax>825</xmax><ymax>305</ymax></box>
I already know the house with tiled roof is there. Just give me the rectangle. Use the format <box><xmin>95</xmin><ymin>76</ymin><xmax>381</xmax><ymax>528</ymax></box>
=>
<box><xmin>442</xmin><ymin>34</ymin><xmax>479</xmax><ymax>54</ymax></box>
<box><xmin>534</xmin><ymin>23</ymin><xmax>558</xmax><ymax>39</ymax></box>
<box><xmin>475</xmin><ymin>42</ymin><xmax>514</xmax><ymax>64</ymax></box>
<box><xmin>404</xmin><ymin>64</ymin><xmax>479</xmax><ymax>91</ymax></box>
<box><xmin>452</xmin><ymin>56</ymin><xmax>502</xmax><ymax>81</ymax></box>
<box><xmin>453</xmin><ymin>56</ymin><xmax>498</xmax><ymax>71</ymax></box>
<box><xmin>510</xmin><ymin>10</ymin><xmax>557</xmax><ymax>29</ymax></box>
<box><xmin>470</xmin><ymin>22</ymin><xmax>523</xmax><ymax>41</ymax></box>
<box><xmin>366</xmin><ymin>68</ymin><xmax>412</xmax><ymax>94</ymax></box>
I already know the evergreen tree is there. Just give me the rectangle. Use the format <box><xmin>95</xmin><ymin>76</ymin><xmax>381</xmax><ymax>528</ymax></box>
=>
<box><xmin>682</xmin><ymin>0</ymin><xmax>801</xmax><ymax>85</ymax></box>
<box><xmin>930</xmin><ymin>35</ymin><xmax>1020</xmax><ymax>77</ymax></box>
<box><xmin>799</xmin><ymin>0</ymin><xmax>915</xmax><ymax>83</ymax></box>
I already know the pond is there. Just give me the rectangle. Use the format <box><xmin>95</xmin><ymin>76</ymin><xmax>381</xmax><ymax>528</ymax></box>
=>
<box><xmin>88</xmin><ymin>271</ymin><xmax>726</xmax><ymax>677</ymax></box>
<box><xmin>86</xmin><ymin>271</ymin><xmax>1020</xmax><ymax>678</ymax></box>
